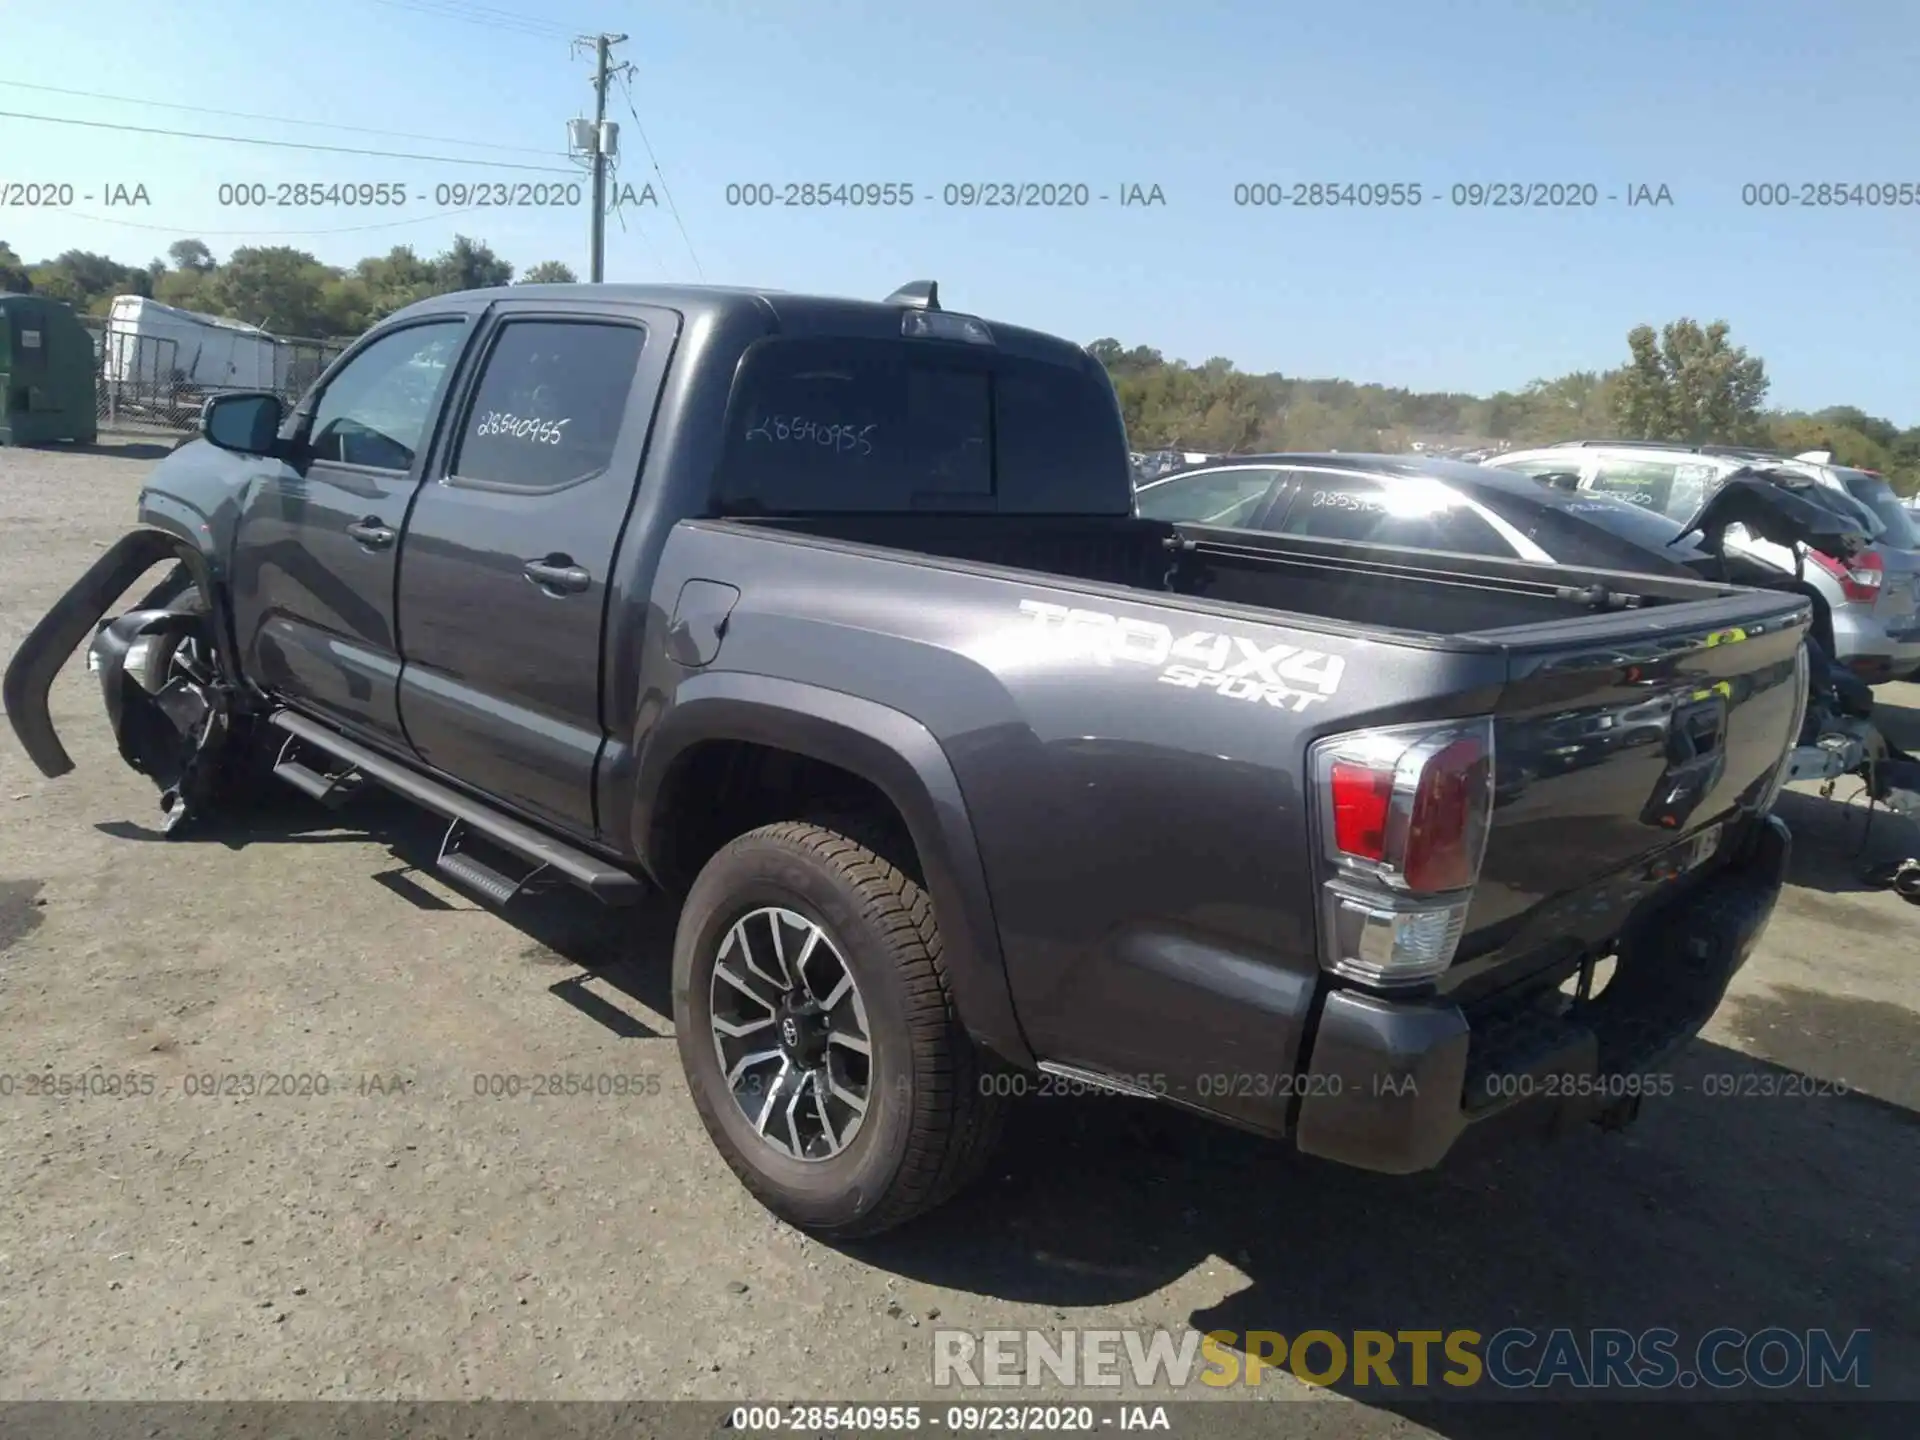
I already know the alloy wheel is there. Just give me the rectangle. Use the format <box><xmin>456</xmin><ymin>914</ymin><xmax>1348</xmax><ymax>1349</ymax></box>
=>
<box><xmin>708</xmin><ymin>906</ymin><xmax>873</xmax><ymax>1161</ymax></box>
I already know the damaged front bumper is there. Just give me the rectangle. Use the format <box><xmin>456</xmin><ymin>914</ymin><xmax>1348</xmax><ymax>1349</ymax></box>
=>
<box><xmin>5</xmin><ymin>528</ymin><xmax>196</xmax><ymax>777</ymax></box>
<box><xmin>4</xmin><ymin>529</ymin><xmax>242</xmax><ymax>831</ymax></box>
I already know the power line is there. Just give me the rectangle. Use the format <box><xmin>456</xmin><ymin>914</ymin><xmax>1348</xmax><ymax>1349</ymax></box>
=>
<box><xmin>371</xmin><ymin>0</ymin><xmax>577</xmax><ymax>38</ymax></box>
<box><xmin>54</xmin><ymin>207</ymin><xmax>489</xmax><ymax>238</ymax></box>
<box><xmin>0</xmin><ymin>80</ymin><xmax>559</xmax><ymax>157</ymax></box>
<box><xmin>615</xmin><ymin>71</ymin><xmax>705</xmax><ymax>279</ymax></box>
<box><xmin>603</xmin><ymin>163</ymin><xmax>672</xmax><ymax>279</ymax></box>
<box><xmin>0</xmin><ymin>109</ymin><xmax>577</xmax><ymax>173</ymax></box>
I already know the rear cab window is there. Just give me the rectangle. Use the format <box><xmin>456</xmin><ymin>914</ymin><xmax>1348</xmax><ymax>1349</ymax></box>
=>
<box><xmin>713</xmin><ymin>336</ymin><xmax>1129</xmax><ymax>513</ymax></box>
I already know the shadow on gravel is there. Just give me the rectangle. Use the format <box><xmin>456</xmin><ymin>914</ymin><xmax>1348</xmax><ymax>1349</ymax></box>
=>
<box><xmin>86</xmin><ymin>783</ymin><xmax>1917</xmax><ymax>1433</ymax></box>
<box><xmin>97</xmin><ymin>786</ymin><xmax>682</xmax><ymax>1028</ymax></box>
<box><xmin>843</xmin><ymin>994</ymin><xmax>1917</xmax><ymax>1436</ymax></box>
<box><xmin>65</xmin><ymin>439</ymin><xmax>182</xmax><ymax>461</ymax></box>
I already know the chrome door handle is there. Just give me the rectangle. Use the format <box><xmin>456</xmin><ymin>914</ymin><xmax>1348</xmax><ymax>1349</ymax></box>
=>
<box><xmin>524</xmin><ymin>557</ymin><xmax>591</xmax><ymax>594</ymax></box>
<box><xmin>345</xmin><ymin>518</ymin><xmax>395</xmax><ymax>548</ymax></box>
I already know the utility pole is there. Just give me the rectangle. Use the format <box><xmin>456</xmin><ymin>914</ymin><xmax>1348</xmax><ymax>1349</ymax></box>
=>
<box><xmin>572</xmin><ymin>32</ymin><xmax>628</xmax><ymax>283</ymax></box>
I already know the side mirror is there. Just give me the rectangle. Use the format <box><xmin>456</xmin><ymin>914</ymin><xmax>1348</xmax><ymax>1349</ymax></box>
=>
<box><xmin>201</xmin><ymin>391</ymin><xmax>285</xmax><ymax>456</ymax></box>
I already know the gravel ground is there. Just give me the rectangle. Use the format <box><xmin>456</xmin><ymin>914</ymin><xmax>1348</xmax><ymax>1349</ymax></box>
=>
<box><xmin>0</xmin><ymin>440</ymin><xmax>1915</xmax><ymax>1437</ymax></box>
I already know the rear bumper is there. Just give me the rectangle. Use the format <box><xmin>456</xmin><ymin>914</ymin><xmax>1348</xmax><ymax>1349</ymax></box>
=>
<box><xmin>1832</xmin><ymin>607</ymin><xmax>1920</xmax><ymax>683</ymax></box>
<box><xmin>1292</xmin><ymin>813</ymin><xmax>1790</xmax><ymax>1174</ymax></box>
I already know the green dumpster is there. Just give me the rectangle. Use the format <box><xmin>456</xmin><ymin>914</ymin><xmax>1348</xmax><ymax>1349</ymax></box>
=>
<box><xmin>0</xmin><ymin>293</ymin><xmax>98</xmax><ymax>446</ymax></box>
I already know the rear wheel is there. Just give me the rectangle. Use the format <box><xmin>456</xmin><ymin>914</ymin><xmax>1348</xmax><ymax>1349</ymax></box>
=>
<box><xmin>672</xmin><ymin>820</ymin><xmax>1006</xmax><ymax>1237</ymax></box>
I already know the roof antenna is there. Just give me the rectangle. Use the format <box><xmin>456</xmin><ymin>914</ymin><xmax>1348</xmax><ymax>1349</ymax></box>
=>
<box><xmin>884</xmin><ymin>280</ymin><xmax>939</xmax><ymax>311</ymax></box>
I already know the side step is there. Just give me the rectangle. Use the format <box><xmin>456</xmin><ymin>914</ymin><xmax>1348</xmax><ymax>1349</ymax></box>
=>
<box><xmin>273</xmin><ymin>734</ymin><xmax>365</xmax><ymax>809</ymax></box>
<box><xmin>267</xmin><ymin>709</ymin><xmax>647</xmax><ymax>907</ymax></box>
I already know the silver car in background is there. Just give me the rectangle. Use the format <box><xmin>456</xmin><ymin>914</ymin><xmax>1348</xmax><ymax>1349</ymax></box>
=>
<box><xmin>1485</xmin><ymin>441</ymin><xmax>1920</xmax><ymax>683</ymax></box>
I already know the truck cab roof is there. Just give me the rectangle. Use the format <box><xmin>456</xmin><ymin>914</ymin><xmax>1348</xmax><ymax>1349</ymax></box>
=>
<box><xmin>386</xmin><ymin>281</ymin><xmax>1099</xmax><ymax>370</ymax></box>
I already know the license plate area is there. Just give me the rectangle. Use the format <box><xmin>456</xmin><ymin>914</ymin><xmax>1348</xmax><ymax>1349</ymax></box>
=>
<box><xmin>1641</xmin><ymin>822</ymin><xmax>1723</xmax><ymax>883</ymax></box>
<box><xmin>1684</xmin><ymin>821</ymin><xmax>1723</xmax><ymax>871</ymax></box>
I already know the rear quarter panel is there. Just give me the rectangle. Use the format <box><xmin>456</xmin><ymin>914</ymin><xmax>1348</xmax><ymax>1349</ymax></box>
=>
<box><xmin>637</xmin><ymin>522</ymin><xmax>1512</xmax><ymax>1133</ymax></box>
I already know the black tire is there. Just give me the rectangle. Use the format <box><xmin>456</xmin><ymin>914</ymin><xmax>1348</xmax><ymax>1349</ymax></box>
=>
<box><xmin>672</xmin><ymin>820</ymin><xmax>1007</xmax><ymax>1237</ymax></box>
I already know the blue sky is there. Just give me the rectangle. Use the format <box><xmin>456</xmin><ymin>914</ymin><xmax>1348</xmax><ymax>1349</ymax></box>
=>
<box><xmin>4</xmin><ymin>0</ymin><xmax>1917</xmax><ymax>422</ymax></box>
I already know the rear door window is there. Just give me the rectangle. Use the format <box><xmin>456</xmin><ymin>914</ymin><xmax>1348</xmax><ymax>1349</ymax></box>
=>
<box><xmin>1278</xmin><ymin>470</ymin><xmax>1513</xmax><ymax>555</ymax></box>
<box><xmin>450</xmin><ymin>319</ymin><xmax>647</xmax><ymax>490</ymax></box>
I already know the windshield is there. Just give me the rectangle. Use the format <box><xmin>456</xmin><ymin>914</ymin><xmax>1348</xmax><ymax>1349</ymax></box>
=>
<box><xmin>1838</xmin><ymin>470</ymin><xmax>1918</xmax><ymax>549</ymax></box>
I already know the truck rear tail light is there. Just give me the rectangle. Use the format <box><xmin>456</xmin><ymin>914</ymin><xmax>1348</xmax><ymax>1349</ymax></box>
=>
<box><xmin>1309</xmin><ymin>717</ymin><xmax>1495</xmax><ymax>987</ymax></box>
<box><xmin>1809</xmin><ymin>548</ymin><xmax>1883</xmax><ymax>604</ymax></box>
<box><xmin>1328</xmin><ymin>761</ymin><xmax>1394</xmax><ymax>859</ymax></box>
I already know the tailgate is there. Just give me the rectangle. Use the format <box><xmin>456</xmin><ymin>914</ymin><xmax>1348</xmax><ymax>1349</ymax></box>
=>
<box><xmin>1448</xmin><ymin>591</ymin><xmax>1809</xmax><ymax>993</ymax></box>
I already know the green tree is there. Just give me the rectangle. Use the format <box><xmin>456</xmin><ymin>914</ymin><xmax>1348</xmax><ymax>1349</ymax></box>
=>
<box><xmin>353</xmin><ymin>245</ymin><xmax>442</xmax><ymax>318</ymax></box>
<box><xmin>26</xmin><ymin>249</ymin><xmax>148</xmax><ymax>310</ymax></box>
<box><xmin>0</xmin><ymin>240</ymin><xmax>30</xmax><ymax>292</ymax></box>
<box><xmin>435</xmin><ymin>234</ymin><xmax>513</xmax><ymax>291</ymax></box>
<box><xmin>519</xmin><ymin>260</ymin><xmax>578</xmax><ymax>284</ymax></box>
<box><xmin>154</xmin><ymin>266</ymin><xmax>218</xmax><ymax>313</ymax></box>
<box><xmin>212</xmin><ymin>246</ymin><xmax>332</xmax><ymax>333</ymax></box>
<box><xmin>167</xmin><ymin>239</ymin><xmax>216</xmax><ymax>273</ymax></box>
<box><xmin>1610</xmin><ymin>319</ymin><xmax>1769</xmax><ymax>445</ymax></box>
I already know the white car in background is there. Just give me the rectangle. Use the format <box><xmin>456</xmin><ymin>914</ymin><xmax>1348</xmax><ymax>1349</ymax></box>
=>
<box><xmin>1484</xmin><ymin>441</ymin><xmax>1920</xmax><ymax>683</ymax></box>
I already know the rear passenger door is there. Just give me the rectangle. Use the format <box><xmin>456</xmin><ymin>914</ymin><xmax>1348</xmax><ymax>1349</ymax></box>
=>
<box><xmin>395</xmin><ymin>302</ymin><xmax>680</xmax><ymax>838</ymax></box>
<box><xmin>1270</xmin><ymin>467</ymin><xmax>1524</xmax><ymax>557</ymax></box>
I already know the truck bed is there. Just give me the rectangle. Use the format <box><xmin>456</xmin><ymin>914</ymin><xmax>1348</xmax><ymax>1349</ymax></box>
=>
<box><xmin>739</xmin><ymin>512</ymin><xmax>1789</xmax><ymax>638</ymax></box>
<box><xmin>709</xmin><ymin>511</ymin><xmax>1810</xmax><ymax>1013</ymax></box>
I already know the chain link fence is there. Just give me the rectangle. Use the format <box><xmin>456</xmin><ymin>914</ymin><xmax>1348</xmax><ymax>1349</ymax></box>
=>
<box><xmin>80</xmin><ymin>317</ymin><xmax>349</xmax><ymax>438</ymax></box>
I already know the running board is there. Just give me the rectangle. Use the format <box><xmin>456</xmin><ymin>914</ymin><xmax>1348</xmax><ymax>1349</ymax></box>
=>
<box><xmin>267</xmin><ymin>709</ymin><xmax>646</xmax><ymax>907</ymax></box>
<box><xmin>1037</xmin><ymin>1061</ymin><xmax>1165</xmax><ymax>1101</ymax></box>
<box><xmin>272</xmin><ymin>733</ymin><xmax>365</xmax><ymax>809</ymax></box>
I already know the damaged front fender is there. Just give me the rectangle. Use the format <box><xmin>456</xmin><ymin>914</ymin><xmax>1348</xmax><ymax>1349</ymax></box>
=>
<box><xmin>3</xmin><ymin>528</ymin><xmax>218</xmax><ymax>778</ymax></box>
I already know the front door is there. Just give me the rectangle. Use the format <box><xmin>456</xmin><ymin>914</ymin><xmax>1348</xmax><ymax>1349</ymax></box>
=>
<box><xmin>230</xmin><ymin>316</ymin><xmax>473</xmax><ymax>751</ymax></box>
<box><xmin>394</xmin><ymin>304</ymin><xmax>675</xmax><ymax>838</ymax></box>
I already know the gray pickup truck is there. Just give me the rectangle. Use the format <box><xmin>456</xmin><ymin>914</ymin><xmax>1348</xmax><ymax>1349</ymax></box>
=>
<box><xmin>7</xmin><ymin>280</ymin><xmax>1809</xmax><ymax>1237</ymax></box>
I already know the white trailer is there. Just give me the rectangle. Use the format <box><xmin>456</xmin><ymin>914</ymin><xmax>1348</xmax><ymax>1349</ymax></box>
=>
<box><xmin>102</xmin><ymin>296</ymin><xmax>291</xmax><ymax>395</ymax></box>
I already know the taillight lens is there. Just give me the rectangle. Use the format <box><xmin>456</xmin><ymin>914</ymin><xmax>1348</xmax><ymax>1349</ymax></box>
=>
<box><xmin>1309</xmin><ymin>718</ymin><xmax>1496</xmax><ymax>987</ymax></box>
<box><xmin>1809</xmin><ymin>548</ymin><xmax>1884</xmax><ymax>604</ymax></box>
<box><xmin>1404</xmin><ymin>736</ymin><xmax>1494</xmax><ymax>891</ymax></box>
<box><xmin>1329</xmin><ymin>762</ymin><xmax>1394</xmax><ymax>860</ymax></box>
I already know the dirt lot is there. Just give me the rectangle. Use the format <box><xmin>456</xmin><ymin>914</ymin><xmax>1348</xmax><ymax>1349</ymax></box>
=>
<box><xmin>0</xmin><ymin>441</ymin><xmax>1915</xmax><ymax>1435</ymax></box>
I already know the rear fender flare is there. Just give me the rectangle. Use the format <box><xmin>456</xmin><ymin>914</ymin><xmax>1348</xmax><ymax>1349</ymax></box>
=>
<box><xmin>2</xmin><ymin>527</ymin><xmax>231</xmax><ymax>778</ymax></box>
<box><xmin>632</xmin><ymin>671</ymin><xmax>1034</xmax><ymax>1068</ymax></box>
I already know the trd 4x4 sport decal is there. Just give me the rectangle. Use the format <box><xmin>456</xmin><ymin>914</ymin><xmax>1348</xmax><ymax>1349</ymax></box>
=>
<box><xmin>1014</xmin><ymin>600</ymin><xmax>1345</xmax><ymax>713</ymax></box>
